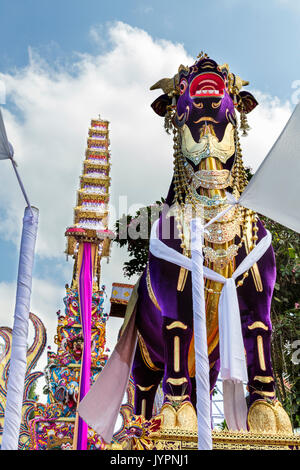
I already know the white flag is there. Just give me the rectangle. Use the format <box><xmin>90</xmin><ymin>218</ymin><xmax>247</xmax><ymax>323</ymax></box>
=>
<box><xmin>0</xmin><ymin>107</ymin><xmax>13</xmax><ymax>160</ymax></box>
<box><xmin>240</xmin><ymin>102</ymin><xmax>300</xmax><ymax>234</ymax></box>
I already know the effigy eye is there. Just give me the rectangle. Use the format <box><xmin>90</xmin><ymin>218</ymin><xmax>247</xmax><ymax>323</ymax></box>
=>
<box><xmin>179</xmin><ymin>79</ymin><xmax>188</xmax><ymax>95</ymax></box>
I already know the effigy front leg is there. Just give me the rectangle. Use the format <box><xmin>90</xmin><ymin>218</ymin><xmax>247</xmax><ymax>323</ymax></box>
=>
<box><xmin>161</xmin><ymin>316</ymin><xmax>193</xmax><ymax>401</ymax></box>
<box><xmin>160</xmin><ymin>316</ymin><xmax>198</xmax><ymax>430</ymax></box>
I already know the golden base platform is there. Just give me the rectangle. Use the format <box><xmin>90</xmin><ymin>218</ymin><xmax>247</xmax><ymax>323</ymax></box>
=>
<box><xmin>146</xmin><ymin>428</ymin><xmax>300</xmax><ymax>451</ymax></box>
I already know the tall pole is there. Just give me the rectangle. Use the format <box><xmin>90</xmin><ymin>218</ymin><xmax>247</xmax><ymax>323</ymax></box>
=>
<box><xmin>1</xmin><ymin>206</ymin><xmax>39</xmax><ymax>450</ymax></box>
<box><xmin>73</xmin><ymin>242</ymin><xmax>94</xmax><ymax>450</ymax></box>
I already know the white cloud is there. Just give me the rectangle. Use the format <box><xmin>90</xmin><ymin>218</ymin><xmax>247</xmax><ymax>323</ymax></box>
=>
<box><xmin>0</xmin><ymin>277</ymin><xmax>64</xmax><ymax>401</ymax></box>
<box><xmin>240</xmin><ymin>90</ymin><xmax>292</xmax><ymax>172</ymax></box>
<box><xmin>0</xmin><ymin>277</ymin><xmax>64</xmax><ymax>346</ymax></box>
<box><xmin>0</xmin><ymin>272</ymin><xmax>123</xmax><ymax>402</ymax></box>
<box><xmin>0</xmin><ymin>22</ymin><xmax>191</xmax><ymax>261</ymax></box>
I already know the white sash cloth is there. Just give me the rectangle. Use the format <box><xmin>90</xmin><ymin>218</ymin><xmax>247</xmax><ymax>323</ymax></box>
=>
<box><xmin>149</xmin><ymin>218</ymin><xmax>272</xmax><ymax>440</ymax></box>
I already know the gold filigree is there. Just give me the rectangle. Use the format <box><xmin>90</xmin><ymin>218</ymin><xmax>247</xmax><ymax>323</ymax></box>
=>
<box><xmin>141</xmin><ymin>399</ymin><xmax>147</xmax><ymax>417</ymax></box>
<box><xmin>204</xmin><ymin>219</ymin><xmax>241</xmax><ymax>244</ymax></box>
<box><xmin>254</xmin><ymin>376</ymin><xmax>274</xmax><ymax>384</ymax></box>
<box><xmin>185</xmin><ymin>165</ymin><xmax>232</xmax><ymax>191</ymax></box>
<box><xmin>128</xmin><ymin>412</ymin><xmax>300</xmax><ymax>450</ymax></box>
<box><xmin>176</xmin><ymin>402</ymin><xmax>198</xmax><ymax>431</ymax></box>
<box><xmin>166</xmin><ymin>377</ymin><xmax>188</xmax><ymax>386</ymax></box>
<box><xmin>243</xmin><ymin>210</ymin><xmax>263</xmax><ymax>292</ymax></box>
<box><xmin>136</xmin><ymin>384</ymin><xmax>155</xmax><ymax>392</ymax></box>
<box><xmin>248</xmin><ymin>400</ymin><xmax>293</xmax><ymax>434</ymax></box>
<box><xmin>203</xmin><ymin>244</ymin><xmax>239</xmax><ymax>268</ymax></box>
<box><xmin>160</xmin><ymin>403</ymin><xmax>177</xmax><ymax>428</ymax></box>
<box><xmin>165</xmin><ymin>394</ymin><xmax>189</xmax><ymax>402</ymax></box>
<box><xmin>193</xmin><ymin>116</ymin><xmax>219</xmax><ymax>124</ymax></box>
<box><xmin>160</xmin><ymin>402</ymin><xmax>197</xmax><ymax>432</ymax></box>
<box><xmin>166</xmin><ymin>321</ymin><xmax>188</xmax><ymax>330</ymax></box>
<box><xmin>174</xmin><ymin>336</ymin><xmax>180</xmax><ymax>373</ymax></box>
<box><xmin>248</xmin><ymin>322</ymin><xmax>269</xmax><ymax>331</ymax></box>
<box><xmin>253</xmin><ymin>390</ymin><xmax>275</xmax><ymax>398</ymax></box>
<box><xmin>137</xmin><ymin>332</ymin><xmax>162</xmax><ymax>372</ymax></box>
<box><xmin>212</xmin><ymin>100</ymin><xmax>222</xmax><ymax>109</ymax></box>
<box><xmin>257</xmin><ymin>335</ymin><xmax>266</xmax><ymax>371</ymax></box>
<box><xmin>146</xmin><ymin>263</ymin><xmax>161</xmax><ymax>311</ymax></box>
<box><xmin>180</xmin><ymin>122</ymin><xmax>235</xmax><ymax>165</ymax></box>
<box><xmin>177</xmin><ymin>267</ymin><xmax>188</xmax><ymax>291</ymax></box>
<box><xmin>192</xmin><ymin>101</ymin><xmax>204</xmax><ymax>109</ymax></box>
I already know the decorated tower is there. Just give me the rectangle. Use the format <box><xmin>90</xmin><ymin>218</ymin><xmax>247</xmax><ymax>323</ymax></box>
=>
<box><xmin>29</xmin><ymin>118</ymin><xmax>114</xmax><ymax>450</ymax></box>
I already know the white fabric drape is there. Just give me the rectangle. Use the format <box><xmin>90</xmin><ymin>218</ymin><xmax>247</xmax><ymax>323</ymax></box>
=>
<box><xmin>190</xmin><ymin>219</ymin><xmax>212</xmax><ymax>450</ymax></box>
<box><xmin>1</xmin><ymin>206</ymin><xmax>39</xmax><ymax>450</ymax></box>
<box><xmin>0</xmin><ymin>107</ymin><xmax>33</xmax><ymax>215</ymax></box>
<box><xmin>78</xmin><ymin>284</ymin><xmax>139</xmax><ymax>444</ymax></box>
<box><xmin>149</xmin><ymin>218</ymin><xmax>272</xmax><ymax>443</ymax></box>
<box><xmin>239</xmin><ymin>102</ymin><xmax>300</xmax><ymax>234</ymax></box>
<box><xmin>0</xmin><ymin>108</ymin><xmax>13</xmax><ymax>160</ymax></box>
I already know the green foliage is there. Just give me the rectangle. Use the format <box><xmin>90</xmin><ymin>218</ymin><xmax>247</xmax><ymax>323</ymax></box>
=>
<box><xmin>261</xmin><ymin>216</ymin><xmax>300</xmax><ymax>428</ymax></box>
<box><xmin>28</xmin><ymin>380</ymin><xmax>39</xmax><ymax>401</ymax></box>
<box><xmin>114</xmin><ymin>199</ymin><xmax>164</xmax><ymax>278</ymax></box>
<box><xmin>216</xmin><ymin>420</ymin><xmax>228</xmax><ymax>431</ymax></box>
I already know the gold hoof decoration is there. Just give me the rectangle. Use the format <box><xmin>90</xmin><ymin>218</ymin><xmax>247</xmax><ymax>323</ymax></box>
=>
<box><xmin>160</xmin><ymin>403</ymin><xmax>177</xmax><ymax>429</ymax></box>
<box><xmin>248</xmin><ymin>400</ymin><xmax>293</xmax><ymax>434</ymax></box>
<box><xmin>161</xmin><ymin>401</ymin><xmax>197</xmax><ymax>431</ymax></box>
<box><xmin>177</xmin><ymin>401</ymin><xmax>198</xmax><ymax>431</ymax></box>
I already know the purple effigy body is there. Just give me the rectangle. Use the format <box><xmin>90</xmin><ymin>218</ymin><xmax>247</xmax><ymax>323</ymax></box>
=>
<box><xmin>132</xmin><ymin>56</ymin><xmax>277</xmax><ymax>424</ymax></box>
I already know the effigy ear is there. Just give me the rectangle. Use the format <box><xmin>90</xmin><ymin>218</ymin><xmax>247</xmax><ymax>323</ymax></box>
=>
<box><xmin>151</xmin><ymin>93</ymin><xmax>172</xmax><ymax>117</ymax></box>
<box><xmin>237</xmin><ymin>91</ymin><xmax>258</xmax><ymax>114</ymax></box>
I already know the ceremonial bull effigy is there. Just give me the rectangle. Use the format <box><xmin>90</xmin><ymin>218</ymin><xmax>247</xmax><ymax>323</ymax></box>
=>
<box><xmin>78</xmin><ymin>54</ymin><xmax>294</xmax><ymax>449</ymax></box>
<box><xmin>132</xmin><ymin>54</ymin><xmax>291</xmax><ymax>434</ymax></box>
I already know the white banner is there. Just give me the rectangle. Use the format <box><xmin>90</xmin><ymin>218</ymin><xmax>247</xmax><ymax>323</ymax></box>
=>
<box><xmin>240</xmin><ymin>102</ymin><xmax>300</xmax><ymax>234</ymax></box>
<box><xmin>0</xmin><ymin>108</ymin><xmax>13</xmax><ymax>160</ymax></box>
<box><xmin>1</xmin><ymin>206</ymin><xmax>39</xmax><ymax>450</ymax></box>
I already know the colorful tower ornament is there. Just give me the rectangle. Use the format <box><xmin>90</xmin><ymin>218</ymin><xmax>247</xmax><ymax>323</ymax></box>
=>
<box><xmin>28</xmin><ymin>118</ymin><xmax>113</xmax><ymax>450</ymax></box>
<box><xmin>65</xmin><ymin>117</ymin><xmax>114</xmax><ymax>449</ymax></box>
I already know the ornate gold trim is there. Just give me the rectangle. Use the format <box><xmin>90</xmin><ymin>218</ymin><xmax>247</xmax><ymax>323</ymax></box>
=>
<box><xmin>166</xmin><ymin>321</ymin><xmax>187</xmax><ymax>330</ymax></box>
<box><xmin>147</xmin><ymin>428</ymin><xmax>300</xmax><ymax>450</ymax></box>
<box><xmin>254</xmin><ymin>376</ymin><xmax>274</xmax><ymax>384</ymax></box>
<box><xmin>136</xmin><ymin>384</ymin><xmax>155</xmax><ymax>392</ymax></box>
<box><xmin>137</xmin><ymin>332</ymin><xmax>162</xmax><ymax>372</ymax></box>
<box><xmin>248</xmin><ymin>322</ymin><xmax>269</xmax><ymax>331</ymax></box>
<box><xmin>253</xmin><ymin>390</ymin><xmax>275</xmax><ymax>398</ymax></box>
<box><xmin>177</xmin><ymin>267</ymin><xmax>188</xmax><ymax>291</ymax></box>
<box><xmin>112</xmin><ymin>282</ymin><xmax>135</xmax><ymax>289</ymax></box>
<box><xmin>165</xmin><ymin>394</ymin><xmax>189</xmax><ymax>402</ymax></box>
<box><xmin>257</xmin><ymin>335</ymin><xmax>266</xmax><ymax>371</ymax></box>
<box><xmin>141</xmin><ymin>399</ymin><xmax>146</xmax><ymax>417</ymax></box>
<box><xmin>243</xmin><ymin>212</ymin><xmax>263</xmax><ymax>292</ymax></box>
<box><xmin>247</xmin><ymin>399</ymin><xmax>292</xmax><ymax>434</ymax></box>
<box><xmin>174</xmin><ymin>336</ymin><xmax>180</xmax><ymax>373</ymax></box>
<box><xmin>146</xmin><ymin>264</ymin><xmax>161</xmax><ymax>311</ymax></box>
<box><xmin>166</xmin><ymin>377</ymin><xmax>188</xmax><ymax>386</ymax></box>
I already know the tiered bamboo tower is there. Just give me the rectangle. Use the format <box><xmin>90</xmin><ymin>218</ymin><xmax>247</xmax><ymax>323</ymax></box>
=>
<box><xmin>27</xmin><ymin>118</ymin><xmax>114</xmax><ymax>451</ymax></box>
<box><xmin>66</xmin><ymin>117</ymin><xmax>114</xmax><ymax>291</ymax></box>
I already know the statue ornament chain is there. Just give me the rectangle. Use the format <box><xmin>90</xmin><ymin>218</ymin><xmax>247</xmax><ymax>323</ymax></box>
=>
<box><xmin>168</xmin><ymin>105</ymin><xmax>259</xmax><ymax>289</ymax></box>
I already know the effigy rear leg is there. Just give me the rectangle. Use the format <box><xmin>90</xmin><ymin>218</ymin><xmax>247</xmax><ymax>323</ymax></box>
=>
<box><xmin>131</xmin><ymin>341</ymin><xmax>163</xmax><ymax>420</ymax></box>
<box><xmin>238</xmin><ymin>236</ymin><xmax>293</xmax><ymax>433</ymax></box>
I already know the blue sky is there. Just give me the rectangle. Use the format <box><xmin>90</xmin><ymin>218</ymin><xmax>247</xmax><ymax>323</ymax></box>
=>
<box><xmin>1</xmin><ymin>0</ymin><xmax>300</xmax><ymax>101</ymax></box>
<box><xmin>0</xmin><ymin>0</ymin><xmax>298</xmax><ymax>362</ymax></box>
